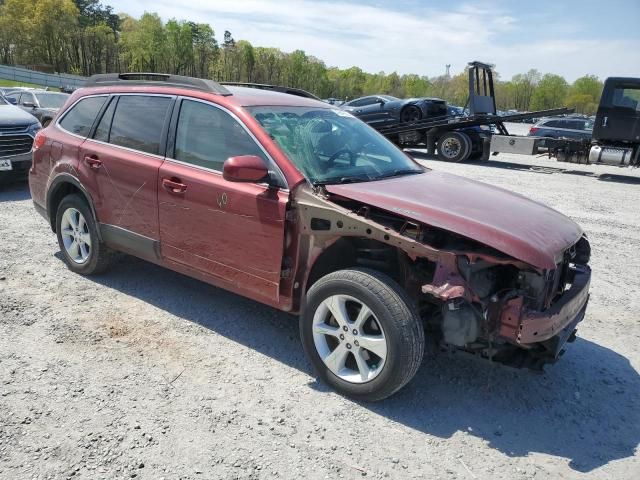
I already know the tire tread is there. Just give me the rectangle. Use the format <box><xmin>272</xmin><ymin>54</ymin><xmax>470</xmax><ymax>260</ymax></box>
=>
<box><xmin>56</xmin><ymin>194</ymin><xmax>112</xmax><ymax>275</ymax></box>
<box><xmin>304</xmin><ymin>268</ymin><xmax>425</xmax><ymax>401</ymax></box>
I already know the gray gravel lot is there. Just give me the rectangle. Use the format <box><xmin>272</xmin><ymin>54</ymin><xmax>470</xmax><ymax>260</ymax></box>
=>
<box><xmin>0</xmin><ymin>123</ymin><xmax>638</xmax><ymax>479</ymax></box>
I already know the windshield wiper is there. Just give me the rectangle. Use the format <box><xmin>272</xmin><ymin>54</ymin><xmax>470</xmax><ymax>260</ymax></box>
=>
<box><xmin>377</xmin><ymin>169</ymin><xmax>424</xmax><ymax>179</ymax></box>
<box><xmin>315</xmin><ymin>175</ymin><xmax>373</xmax><ymax>185</ymax></box>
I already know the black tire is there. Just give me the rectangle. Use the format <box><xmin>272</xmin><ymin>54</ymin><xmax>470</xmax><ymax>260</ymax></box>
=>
<box><xmin>55</xmin><ymin>194</ymin><xmax>112</xmax><ymax>275</ymax></box>
<box><xmin>301</xmin><ymin>268</ymin><xmax>425</xmax><ymax>402</ymax></box>
<box><xmin>42</xmin><ymin>118</ymin><xmax>51</xmax><ymax>127</ymax></box>
<box><xmin>437</xmin><ymin>131</ymin><xmax>472</xmax><ymax>162</ymax></box>
<box><xmin>400</xmin><ymin>105</ymin><xmax>422</xmax><ymax>123</ymax></box>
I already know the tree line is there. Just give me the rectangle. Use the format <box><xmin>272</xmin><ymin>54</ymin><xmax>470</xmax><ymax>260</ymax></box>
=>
<box><xmin>0</xmin><ymin>0</ymin><xmax>604</xmax><ymax>113</ymax></box>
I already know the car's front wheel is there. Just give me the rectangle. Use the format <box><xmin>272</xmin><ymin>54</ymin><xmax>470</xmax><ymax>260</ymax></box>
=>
<box><xmin>301</xmin><ymin>268</ymin><xmax>425</xmax><ymax>401</ymax></box>
<box><xmin>401</xmin><ymin>105</ymin><xmax>422</xmax><ymax>123</ymax></box>
<box><xmin>55</xmin><ymin>194</ymin><xmax>112</xmax><ymax>275</ymax></box>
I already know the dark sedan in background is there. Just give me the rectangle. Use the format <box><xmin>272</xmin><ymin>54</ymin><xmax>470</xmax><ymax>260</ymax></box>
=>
<box><xmin>5</xmin><ymin>89</ymin><xmax>69</xmax><ymax>127</ymax></box>
<box><xmin>528</xmin><ymin>117</ymin><xmax>593</xmax><ymax>140</ymax></box>
<box><xmin>341</xmin><ymin>94</ymin><xmax>447</xmax><ymax>127</ymax></box>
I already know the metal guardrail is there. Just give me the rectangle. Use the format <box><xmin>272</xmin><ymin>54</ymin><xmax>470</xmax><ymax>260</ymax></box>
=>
<box><xmin>0</xmin><ymin>64</ymin><xmax>86</xmax><ymax>89</ymax></box>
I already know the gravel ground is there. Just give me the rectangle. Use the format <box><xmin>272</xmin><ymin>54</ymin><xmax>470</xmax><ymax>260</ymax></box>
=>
<box><xmin>0</xmin><ymin>123</ymin><xmax>638</xmax><ymax>479</ymax></box>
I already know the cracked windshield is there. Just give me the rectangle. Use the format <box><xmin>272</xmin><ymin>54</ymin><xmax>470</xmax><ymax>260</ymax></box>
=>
<box><xmin>249</xmin><ymin>106</ymin><xmax>423</xmax><ymax>184</ymax></box>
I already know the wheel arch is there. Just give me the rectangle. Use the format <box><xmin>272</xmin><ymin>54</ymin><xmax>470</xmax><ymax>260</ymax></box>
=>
<box><xmin>47</xmin><ymin>174</ymin><xmax>101</xmax><ymax>239</ymax></box>
<box><xmin>304</xmin><ymin>237</ymin><xmax>406</xmax><ymax>293</ymax></box>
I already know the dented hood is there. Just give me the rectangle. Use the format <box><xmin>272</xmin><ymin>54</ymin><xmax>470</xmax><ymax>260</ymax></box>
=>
<box><xmin>325</xmin><ymin>171</ymin><xmax>583</xmax><ymax>269</ymax></box>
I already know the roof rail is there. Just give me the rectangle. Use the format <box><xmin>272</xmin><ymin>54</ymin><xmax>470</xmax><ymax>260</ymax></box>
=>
<box><xmin>220</xmin><ymin>82</ymin><xmax>319</xmax><ymax>100</ymax></box>
<box><xmin>85</xmin><ymin>73</ymin><xmax>232</xmax><ymax>96</ymax></box>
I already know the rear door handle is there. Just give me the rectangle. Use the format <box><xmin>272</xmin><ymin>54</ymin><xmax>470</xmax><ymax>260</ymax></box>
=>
<box><xmin>162</xmin><ymin>177</ymin><xmax>187</xmax><ymax>194</ymax></box>
<box><xmin>84</xmin><ymin>155</ymin><xmax>102</xmax><ymax>170</ymax></box>
<box><xmin>602</xmin><ymin>116</ymin><xmax>608</xmax><ymax>127</ymax></box>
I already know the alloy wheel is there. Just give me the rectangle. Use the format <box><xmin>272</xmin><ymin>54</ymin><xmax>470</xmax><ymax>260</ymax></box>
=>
<box><xmin>312</xmin><ymin>294</ymin><xmax>388</xmax><ymax>383</ymax></box>
<box><xmin>60</xmin><ymin>207</ymin><xmax>92</xmax><ymax>264</ymax></box>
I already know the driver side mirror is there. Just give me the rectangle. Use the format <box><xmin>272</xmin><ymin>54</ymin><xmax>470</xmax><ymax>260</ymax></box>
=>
<box><xmin>223</xmin><ymin>155</ymin><xmax>269</xmax><ymax>183</ymax></box>
<box><xmin>22</xmin><ymin>101</ymin><xmax>36</xmax><ymax>108</ymax></box>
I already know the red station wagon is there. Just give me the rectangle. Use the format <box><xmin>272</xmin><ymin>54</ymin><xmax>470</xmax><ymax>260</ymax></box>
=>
<box><xmin>29</xmin><ymin>74</ymin><xmax>591</xmax><ymax>401</ymax></box>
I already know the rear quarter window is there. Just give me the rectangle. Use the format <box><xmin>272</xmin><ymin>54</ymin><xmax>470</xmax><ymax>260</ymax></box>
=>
<box><xmin>59</xmin><ymin>96</ymin><xmax>108</xmax><ymax>137</ymax></box>
<box><xmin>347</xmin><ymin>97</ymin><xmax>375</xmax><ymax>107</ymax></box>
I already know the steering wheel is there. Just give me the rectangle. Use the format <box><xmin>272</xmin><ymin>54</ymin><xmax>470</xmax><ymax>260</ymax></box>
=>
<box><xmin>326</xmin><ymin>149</ymin><xmax>356</xmax><ymax>169</ymax></box>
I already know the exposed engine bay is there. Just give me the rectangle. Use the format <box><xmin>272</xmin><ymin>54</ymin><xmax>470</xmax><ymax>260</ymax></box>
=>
<box><xmin>289</xmin><ymin>184</ymin><xmax>591</xmax><ymax>371</ymax></box>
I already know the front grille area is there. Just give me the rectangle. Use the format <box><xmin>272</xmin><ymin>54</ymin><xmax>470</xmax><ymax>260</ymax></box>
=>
<box><xmin>0</xmin><ymin>125</ymin><xmax>29</xmax><ymax>134</ymax></box>
<box><xmin>0</xmin><ymin>134</ymin><xmax>33</xmax><ymax>157</ymax></box>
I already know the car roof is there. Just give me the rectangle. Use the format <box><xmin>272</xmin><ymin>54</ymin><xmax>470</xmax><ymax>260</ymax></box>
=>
<box><xmin>73</xmin><ymin>84</ymin><xmax>332</xmax><ymax>109</ymax></box>
<box><xmin>225</xmin><ymin>86</ymin><xmax>330</xmax><ymax>108</ymax></box>
<box><xmin>538</xmin><ymin>117</ymin><xmax>582</xmax><ymax>124</ymax></box>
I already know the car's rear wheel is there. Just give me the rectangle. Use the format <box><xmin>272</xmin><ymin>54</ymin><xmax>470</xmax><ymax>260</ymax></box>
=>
<box><xmin>437</xmin><ymin>131</ymin><xmax>472</xmax><ymax>162</ymax></box>
<box><xmin>401</xmin><ymin>105</ymin><xmax>422</xmax><ymax>123</ymax></box>
<box><xmin>55</xmin><ymin>194</ymin><xmax>112</xmax><ymax>275</ymax></box>
<box><xmin>301</xmin><ymin>268</ymin><xmax>424</xmax><ymax>401</ymax></box>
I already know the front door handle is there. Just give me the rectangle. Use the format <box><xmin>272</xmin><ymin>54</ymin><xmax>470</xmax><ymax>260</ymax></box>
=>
<box><xmin>84</xmin><ymin>155</ymin><xmax>102</xmax><ymax>170</ymax></box>
<box><xmin>602</xmin><ymin>116</ymin><xmax>608</xmax><ymax>127</ymax></box>
<box><xmin>162</xmin><ymin>177</ymin><xmax>187</xmax><ymax>194</ymax></box>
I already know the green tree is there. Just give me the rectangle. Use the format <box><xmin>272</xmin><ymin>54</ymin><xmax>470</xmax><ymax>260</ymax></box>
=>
<box><xmin>191</xmin><ymin>23</ymin><xmax>218</xmax><ymax>78</ymax></box>
<box><xmin>237</xmin><ymin>40</ymin><xmax>255</xmax><ymax>82</ymax></box>
<box><xmin>165</xmin><ymin>19</ymin><xmax>194</xmax><ymax>74</ymax></box>
<box><xmin>119</xmin><ymin>12</ymin><xmax>166</xmax><ymax>72</ymax></box>
<box><xmin>530</xmin><ymin>74</ymin><xmax>568</xmax><ymax>110</ymax></box>
<box><xmin>566</xmin><ymin>75</ymin><xmax>603</xmax><ymax>114</ymax></box>
<box><xmin>401</xmin><ymin>74</ymin><xmax>431</xmax><ymax>98</ymax></box>
<box><xmin>511</xmin><ymin>69</ymin><xmax>541</xmax><ymax>111</ymax></box>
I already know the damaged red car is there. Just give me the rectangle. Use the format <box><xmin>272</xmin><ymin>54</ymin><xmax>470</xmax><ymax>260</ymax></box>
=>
<box><xmin>29</xmin><ymin>74</ymin><xmax>591</xmax><ymax>401</ymax></box>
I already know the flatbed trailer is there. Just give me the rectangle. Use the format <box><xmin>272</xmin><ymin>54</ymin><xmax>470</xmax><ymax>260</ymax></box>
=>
<box><xmin>375</xmin><ymin>106</ymin><xmax>573</xmax><ymax>160</ymax></box>
<box><xmin>370</xmin><ymin>62</ymin><xmax>574</xmax><ymax>162</ymax></box>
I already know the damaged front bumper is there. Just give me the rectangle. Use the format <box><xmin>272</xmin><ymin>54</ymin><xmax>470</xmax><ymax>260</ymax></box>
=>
<box><xmin>499</xmin><ymin>264</ymin><xmax>591</xmax><ymax>360</ymax></box>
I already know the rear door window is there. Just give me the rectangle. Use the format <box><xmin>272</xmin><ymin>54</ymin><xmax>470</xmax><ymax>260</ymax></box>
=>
<box><xmin>59</xmin><ymin>96</ymin><xmax>108</xmax><ymax>137</ymax></box>
<box><xmin>108</xmin><ymin>95</ymin><xmax>172</xmax><ymax>155</ymax></box>
<box><xmin>173</xmin><ymin>99</ymin><xmax>267</xmax><ymax>171</ymax></box>
<box><xmin>544</xmin><ymin>120</ymin><xmax>562</xmax><ymax>128</ymax></box>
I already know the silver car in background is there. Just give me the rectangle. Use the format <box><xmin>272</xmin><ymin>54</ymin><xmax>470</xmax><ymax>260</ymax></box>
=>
<box><xmin>528</xmin><ymin>117</ymin><xmax>593</xmax><ymax>140</ymax></box>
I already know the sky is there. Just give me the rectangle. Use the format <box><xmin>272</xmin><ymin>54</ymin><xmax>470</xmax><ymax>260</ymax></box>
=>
<box><xmin>106</xmin><ymin>0</ymin><xmax>640</xmax><ymax>82</ymax></box>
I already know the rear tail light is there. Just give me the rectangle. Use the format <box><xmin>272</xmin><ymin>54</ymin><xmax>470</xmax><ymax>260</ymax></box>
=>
<box><xmin>33</xmin><ymin>130</ymin><xmax>46</xmax><ymax>150</ymax></box>
<box><xmin>529</xmin><ymin>127</ymin><xmax>539</xmax><ymax>135</ymax></box>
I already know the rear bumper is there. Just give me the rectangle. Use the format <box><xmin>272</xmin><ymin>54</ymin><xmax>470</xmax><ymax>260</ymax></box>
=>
<box><xmin>500</xmin><ymin>265</ymin><xmax>591</xmax><ymax>349</ymax></box>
